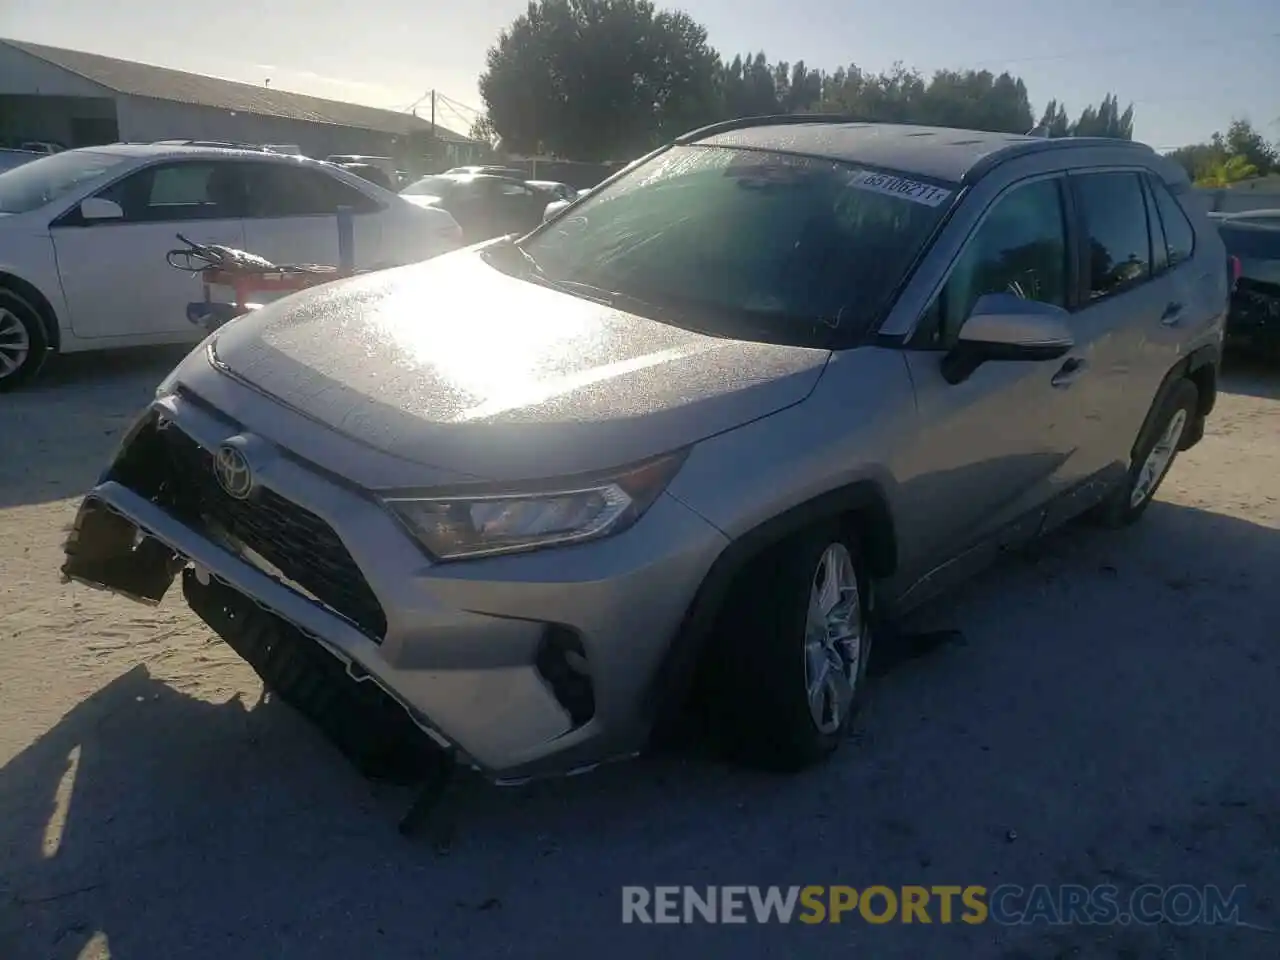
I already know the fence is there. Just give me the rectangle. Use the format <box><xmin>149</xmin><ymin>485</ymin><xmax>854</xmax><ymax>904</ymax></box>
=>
<box><xmin>1194</xmin><ymin>187</ymin><xmax>1280</xmax><ymax>214</ymax></box>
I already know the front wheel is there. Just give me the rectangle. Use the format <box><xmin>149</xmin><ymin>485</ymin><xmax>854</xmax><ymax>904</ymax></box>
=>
<box><xmin>0</xmin><ymin>289</ymin><xmax>50</xmax><ymax>392</ymax></box>
<box><xmin>705</xmin><ymin>526</ymin><xmax>872</xmax><ymax>771</ymax></box>
<box><xmin>1093</xmin><ymin>379</ymin><xmax>1198</xmax><ymax>527</ymax></box>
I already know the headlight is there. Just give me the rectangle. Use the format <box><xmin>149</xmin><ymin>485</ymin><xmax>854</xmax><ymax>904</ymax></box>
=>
<box><xmin>383</xmin><ymin>451</ymin><xmax>688</xmax><ymax>560</ymax></box>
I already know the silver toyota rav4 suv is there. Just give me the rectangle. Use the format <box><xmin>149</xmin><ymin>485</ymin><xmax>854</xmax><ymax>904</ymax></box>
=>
<box><xmin>63</xmin><ymin>117</ymin><xmax>1228</xmax><ymax>785</ymax></box>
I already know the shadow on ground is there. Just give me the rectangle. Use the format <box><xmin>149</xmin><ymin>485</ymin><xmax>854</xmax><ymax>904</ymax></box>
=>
<box><xmin>2</xmin><ymin>502</ymin><xmax>1277</xmax><ymax>959</ymax></box>
<box><xmin>0</xmin><ymin>347</ymin><xmax>188</xmax><ymax>510</ymax></box>
<box><xmin>1220</xmin><ymin>354</ymin><xmax>1280</xmax><ymax>401</ymax></box>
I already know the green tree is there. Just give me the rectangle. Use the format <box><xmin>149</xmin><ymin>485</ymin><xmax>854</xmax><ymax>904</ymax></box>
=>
<box><xmin>1167</xmin><ymin>141</ymin><xmax>1221</xmax><ymax>180</ymax></box>
<box><xmin>479</xmin><ymin>0</ymin><xmax>721</xmax><ymax>160</ymax></box>
<box><xmin>916</xmin><ymin>69</ymin><xmax>1034</xmax><ymax>133</ymax></box>
<box><xmin>468</xmin><ymin>115</ymin><xmax>497</xmax><ymax>145</ymax></box>
<box><xmin>1069</xmin><ymin>94</ymin><xmax>1135</xmax><ymax>139</ymax></box>
<box><xmin>1223</xmin><ymin>118</ymin><xmax>1277</xmax><ymax>175</ymax></box>
<box><xmin>1036</xmin><ymin>99</ymin><xmax>1071</xmax><ymax>137</ymax></box>
<box><xmin>1195</xmin><ymin>154</ymin><xmax>1260</xmax><ymax>187</ymax></box>
<box><xmin>1167</xmin><ymin>119</ymin><xmax>1277</xmax><ymax>182</ymax></box>
<box><xmin>717</xmin><ymin>52</ymin><xmax>781</xmax><ymax>118</ymax></box>
<box><xmin>480</xmin><ymin>5</ymin><xmax>1142</xmax><ymax>159</ymax></box>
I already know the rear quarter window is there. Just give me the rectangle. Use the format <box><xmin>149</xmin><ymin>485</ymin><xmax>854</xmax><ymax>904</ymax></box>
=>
<box><xmin>1147</xmin><ymin>177</ymin><xmax>1196</xmax><ymax>267</ymax></box>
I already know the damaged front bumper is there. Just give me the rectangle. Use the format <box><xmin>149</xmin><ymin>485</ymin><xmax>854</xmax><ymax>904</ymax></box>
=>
<box><xmin>61</xmin><ymin>484</ymin><xmax>461</xmax><ymax>769</ymax></box>
<box><xmin>59</xmin><ymin>389</ymin><xmax>727</xmax><ymax>784</ymax></box>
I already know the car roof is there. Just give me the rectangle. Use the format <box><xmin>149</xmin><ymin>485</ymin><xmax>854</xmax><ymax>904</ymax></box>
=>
<box><xmin>682</xmin><ymin>117</ymin><xmax>1157</xmax><ymax>184</ymax></box>
<box><xmin>434</xmin><ymin>172</ymin><xmax>523</xmax><ymax>184</ymax></box>
<box><xmin>63</xmin><ymin>142</ymin><xmax>328</xmax><ymax>165</ymax></box>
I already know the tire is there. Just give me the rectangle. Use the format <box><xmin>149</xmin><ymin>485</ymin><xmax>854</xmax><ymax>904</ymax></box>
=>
<box><xmin>0</xmin><ymin>287</ymin><xmax>50</xmax><ymax>392</ymax></box>
<box><xmin>1093</xmin><ymin>379</ymin><xmax>1199</xmax><ymax>528</ymax></box>
<box><xmin>704</xmin><ymin>525</ymin><xmax>872</xmax><ymax>772</ymax></box>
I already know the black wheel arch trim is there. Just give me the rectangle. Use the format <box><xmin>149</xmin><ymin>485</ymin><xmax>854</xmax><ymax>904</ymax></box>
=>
<box><xmin>645</xmin><ymin>479</ymin><xmax>897</xmax><ymax>737</ymax></box>
<box><xmin>1134</xmin><ymin>345</ymin><xmax>1217</xmax><ymax>459</ymax></box>
<box><xmin>1182</xmin><ymin>343</ymin><xmax>1218</xmax><ymax>417</ymax></box>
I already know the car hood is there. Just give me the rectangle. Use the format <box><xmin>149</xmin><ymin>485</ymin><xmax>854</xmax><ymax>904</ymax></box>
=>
<box><xmin>207</xmin><ymin>249</ymin><xmax>830</xmax><ymax>483</ymax></box>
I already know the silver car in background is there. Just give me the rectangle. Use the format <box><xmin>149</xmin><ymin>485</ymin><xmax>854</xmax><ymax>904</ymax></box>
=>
<box><xmin>63</xmin><ymin>117</ymin><xmax>1228</xmax><ymax>788</ymax></box>
<box><xmin>0</xmin><ymin>148</ymin><xmax>40</xmax><ymax>174</ymax></box>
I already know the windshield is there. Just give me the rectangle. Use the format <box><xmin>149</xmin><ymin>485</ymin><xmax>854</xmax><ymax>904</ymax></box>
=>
<box><xmin>0</xmin><ymin>150</ymin><xmax>131</xmax><ymax>215</ymax></box>
<box><xmin>517</xmin><ymin>144</ymin><xmax>956</xmax><ymax>344</ymax></box>
<box><xmin>402</xmin><ymin>175</ymin><xmax>457</xmax><ymax>197</ymax></box>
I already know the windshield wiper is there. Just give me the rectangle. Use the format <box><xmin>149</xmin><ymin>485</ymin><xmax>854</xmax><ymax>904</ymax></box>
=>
<box><xmin>536</xmin><ymin>278</ymin><xmax>625</xmax><ymax>305</ymax></box>
<box><xmin>511</xmin><ymin>241</ymin><xmax>546</xmax><ymax>278</ymax></box>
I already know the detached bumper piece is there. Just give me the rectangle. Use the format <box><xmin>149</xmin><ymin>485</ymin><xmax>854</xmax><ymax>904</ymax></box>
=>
<box><xmin>62</xmin><ymin>500</ymin><xmax>185</xmax><ymax>604</ymax></box>
<box><xmin>182</xmin><ymin>569</ymin><xmax>448</xmax><ymax>787</ymax></box>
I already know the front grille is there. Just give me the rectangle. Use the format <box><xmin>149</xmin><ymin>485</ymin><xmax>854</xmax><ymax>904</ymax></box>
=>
<box><xmin>112</xmin><ymin>415</ymin><xmax>388</xmax><ymax>641</ymax></box>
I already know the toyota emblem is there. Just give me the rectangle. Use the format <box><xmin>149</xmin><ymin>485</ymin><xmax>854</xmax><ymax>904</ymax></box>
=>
<box><xmin>213</xmin><ymin>443</ymin><xmax>254</xmax><ymax>500</ymax></box>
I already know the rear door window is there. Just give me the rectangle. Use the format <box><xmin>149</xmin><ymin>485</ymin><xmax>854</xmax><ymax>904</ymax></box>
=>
<box><xmin>1072</xmin><ymin>172</ymin><xmax>1152</xmax><ymax>300</ymax></box>
<box><xmin>242</xmin><ymin>163</ymin><xmax>379</xmax><ymax>218</ymax></box>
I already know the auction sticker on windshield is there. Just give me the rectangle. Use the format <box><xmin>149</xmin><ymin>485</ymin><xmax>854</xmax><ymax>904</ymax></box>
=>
<box><xmin>848</xmin><ymin>170</ymin><xmax>952</xmax><ymax>207</ymax></box>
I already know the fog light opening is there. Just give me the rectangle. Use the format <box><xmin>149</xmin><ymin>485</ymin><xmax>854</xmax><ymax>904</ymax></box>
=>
<box><xmin>536</xmin><ymin>625</ymin><xmax>595</xmax><ymax>728</ymax></box>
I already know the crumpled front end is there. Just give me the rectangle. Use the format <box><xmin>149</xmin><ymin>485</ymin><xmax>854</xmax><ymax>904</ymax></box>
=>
<box><xmin>59</xmin><ymin>385</ymin><xmax>729</xmax><ymax>784</ymax></box>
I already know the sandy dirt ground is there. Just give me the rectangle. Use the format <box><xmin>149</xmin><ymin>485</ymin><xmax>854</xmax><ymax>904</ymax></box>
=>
<box><xmin>1</xmin><ymin>347</ymin><xmax>1277</xmax><ymax>960</ymax></box>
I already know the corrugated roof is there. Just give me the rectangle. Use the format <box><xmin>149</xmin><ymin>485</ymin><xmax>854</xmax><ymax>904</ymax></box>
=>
<box><xmin>1</xmin><ymin>38</ymin><xmax>475</xmax><ymax>143</ymax></box>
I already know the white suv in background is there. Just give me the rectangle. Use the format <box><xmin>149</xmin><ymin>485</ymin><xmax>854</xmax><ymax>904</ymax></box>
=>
<box><xmin>0</xmin><ymin>144</ymin><xmax>464</xmax><ymax>389</ymax></box>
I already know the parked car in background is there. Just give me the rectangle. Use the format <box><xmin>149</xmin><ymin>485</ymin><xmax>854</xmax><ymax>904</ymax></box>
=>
<box><xmin>1210</xmin><ymin>209</ymin><xmax>1280</xmax><ymax>228</ymax></box>
<box><xmin>63</xmin><ymin>119</ymin><xmax>1226</xmax><ymax>788</ymax></box>
<box><xmin>444</xmin><ymin>164</ymin><xmax>527</xmax><ymax>179</ymax></box>
<box><xmin>542</xmin><ymin>186</ymin><xmax>593</xmax><ymax>221</ymax></box>
<box><xmin>527</xmin><ymin>179</ymin><xmax>576</xmax><ymax>202</ymax></box>
<box><xmin>337</xmin><ymin>162</ymin><xmax>396</xmax><ymax>191</ymax></box>
<box><xmin>0</xmin><ymin>148</ymin><xmax>41</xmax><ymax>174</ymax></box>
<box><xmin>400</xmin><ymin>172</ymin><xmax>548</xmax><ymax>241</ymax></box>
<box><xmin>1216</xmin><ymin>217</ymin><xmax>1280</xmax><ymax>357</ymax></box>
<box><xmin>0</xmin><ymin>143</ymin><xmax>463</xmax><ymax>389</ymax></box>
<box><xmin>19</xmin><ymin>140</ymin><xmax>63</xmax><ymax>156</ymax></box>
<box><xmin>325</xmin><ymin>155</ymin><xmax>397</xmax><ymax>181</ymax></box>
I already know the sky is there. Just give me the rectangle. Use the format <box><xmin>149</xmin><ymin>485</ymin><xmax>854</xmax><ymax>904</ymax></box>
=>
<box><xmin>2</xmin><ymin>0</ymin><xmax>1277</xmax><ymax>151</ymax></box>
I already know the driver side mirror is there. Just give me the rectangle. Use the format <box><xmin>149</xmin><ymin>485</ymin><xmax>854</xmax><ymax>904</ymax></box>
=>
<box><xmin>941</xmin><ymin>293</ymin><xmax>1073</xmax><ymax>385</ymax></box>
<box><xmin>80</xmin><ymin>197</ymin><xmax>124</xmax><ymax>221</ymax></box>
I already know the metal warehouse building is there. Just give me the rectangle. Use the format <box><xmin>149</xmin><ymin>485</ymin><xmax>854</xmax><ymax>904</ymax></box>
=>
<box><xmin>0</xmin><ymin>38</ymin><xmax>481</xmax><ymax>168</ymax></box>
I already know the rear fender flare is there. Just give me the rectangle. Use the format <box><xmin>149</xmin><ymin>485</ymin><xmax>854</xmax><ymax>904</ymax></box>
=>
<box><xmin>1133</xmin><ymin>344</ymin><xmax>1219</xmax><ymax>460</ymax></box>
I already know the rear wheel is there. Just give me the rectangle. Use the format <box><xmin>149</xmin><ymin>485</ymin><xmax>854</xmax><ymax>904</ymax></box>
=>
<box><xmin>0</xmin><ymin>288</ymin><xmax>49</xmax><ymax>392</ymax></box>
<box><xmin>1093</xmin><ymin>379</ymin><xmax>1198</xmax><ymax>527</ymax></box>
<box><xmin>705</xmin><ymin>525</ymin><xmax>871</xmax><ymax>771</ymax></box>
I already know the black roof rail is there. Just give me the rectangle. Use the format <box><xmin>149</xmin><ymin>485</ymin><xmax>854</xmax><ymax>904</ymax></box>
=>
<box><xmin>962</xmin><ymin>135</ymin><xmax>1155</xmax><ymax>184</ymax></box>
<box><xmin>150</xmin><ymin>138</ymin><xmax>278</xmax><ymax>152</ymax></box>
<box><xmin>674</xmin><ymin>113</ymin><xmax>870</xmax><ymax>144</ymax></box>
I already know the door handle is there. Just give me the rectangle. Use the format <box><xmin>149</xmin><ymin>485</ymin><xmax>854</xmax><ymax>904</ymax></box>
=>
<box><xmin>1050</xmin><ymin>357</ymin><xmax>1086</xmax><ymax>388</ymax></box>
<box><xmin>1161</xmin><ymin>301</ymin><xmax>1184</xmax><ymax>325</ymax></box>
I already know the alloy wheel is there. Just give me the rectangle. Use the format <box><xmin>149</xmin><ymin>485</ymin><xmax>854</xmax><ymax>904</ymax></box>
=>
<box><xmin>0</xmin><ymin>308</ymin><xmax>31</xmax><ymax>381</ymax></box>
<box><xmin>804</xmin><ymin>542</ymin><xmax>863</xmax><ymax>735</ymax></box>
<box><xmin>1130</xmin><ymin>409</ymin><xmax>1188</xmax><ymax>508</ymax></box>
